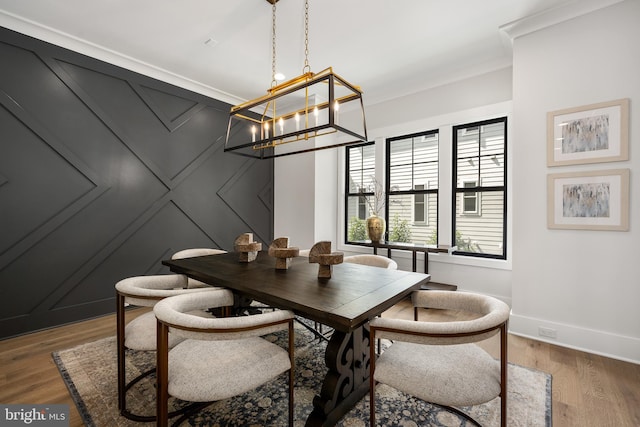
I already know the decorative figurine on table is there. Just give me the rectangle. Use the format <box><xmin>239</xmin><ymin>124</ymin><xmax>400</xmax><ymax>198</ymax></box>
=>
<box><xmin>234</xmin><ymin>233</ymin><xmax>262</xmax><ymax>262</ymax></box>
<box><xmin>308</xmin><ymin>241</ymin><xmax>343</xmax><ymax>279</ymax></box>
<box><xmin>268</xmin><ymin>237</ymin><xmax>300</xmax><ymax>270</ymax></box>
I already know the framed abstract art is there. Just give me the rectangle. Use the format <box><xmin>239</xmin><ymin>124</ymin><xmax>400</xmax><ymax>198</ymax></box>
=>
<box><xmin>547</xmin><ymin>169</ymin><xmax>630</xmax><ymax>231</ymax></box>
<box><xmin>547</xmin><ymin>99</ymin><xmax>629</xmax><ymax>166</ymax></box>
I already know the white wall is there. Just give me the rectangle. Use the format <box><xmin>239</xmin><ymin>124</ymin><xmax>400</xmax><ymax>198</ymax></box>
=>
<box><xmin>274</xmin><ymin>147</ymin><xmax>339</xmax><ymax>251</ymax></box>
<box><xmin>510</xmin><ymin>0</ymin><xmax>640</xmax><ymax>364</ymax></box>
<box><xmin>364</xmin><ymin>67</ymin><xmax>513</xmax><ymax>129</ymax></box>
<box><xmin>275</xmin><ymin>154</ymin><xmax>316</xmax><ymax>249</ymax></box>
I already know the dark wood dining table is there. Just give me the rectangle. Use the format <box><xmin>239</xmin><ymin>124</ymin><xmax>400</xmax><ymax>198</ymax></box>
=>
<box><xmin>162</xmin><ymin>250</ymin><xmax>431</xmax><ymax>426</ymax></box>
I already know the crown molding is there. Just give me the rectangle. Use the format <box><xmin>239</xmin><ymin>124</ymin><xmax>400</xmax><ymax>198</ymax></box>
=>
<box><xmin>0</xmin><ymin>10</ymin><xmax>245</xmax><ymax>106</ymax></box>
<box><xmin>499</xmin><ymin>0</ymin><xmax>625</xmax><ymax>43</ymax></box>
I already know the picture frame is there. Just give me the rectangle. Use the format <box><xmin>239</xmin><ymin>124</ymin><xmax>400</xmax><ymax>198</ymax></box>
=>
<box><xmin>547</xmin><ymin>169</ymin><xmax>630</xmax><ymax>231</ymax></box>
<box><xmin>547</xmin><ymin>98</ymin><xmax>629</xmax><ymax>166</ymax></box>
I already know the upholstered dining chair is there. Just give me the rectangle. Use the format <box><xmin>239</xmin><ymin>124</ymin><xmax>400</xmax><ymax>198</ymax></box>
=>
<box><xmin>343</xmin><ymin>254</ymin><xmax>398</xmax><ymax>270</ymax></box>
<box><xmin>172</xmin><ymin>247</ymin><xmax>265</xmax><ymax>317</ymax></box>
<box><xmin>154</xmin><ymin>289</ymin><xmax>295</xmax><ymax>427</ymax></box>
<box><xmin>171</xmin><ymin>248</ymin><xmax>227</xmax><ymax>288</ymax></box>
<box><xmin>115</xmin><ymin>274</ymin><xmax>213</xmax><ymax>421</ymax></box>
<box><xmin>369</xmin><ymin>290</ymin><xmax>510</xmax><ymax>427</ymax></box>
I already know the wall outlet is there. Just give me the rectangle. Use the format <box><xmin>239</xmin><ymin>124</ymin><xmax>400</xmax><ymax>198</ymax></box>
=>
<box><xmin>538</xmin><ymin>326</ymin><xmax>557</xmax><ymax>339</ymax></box>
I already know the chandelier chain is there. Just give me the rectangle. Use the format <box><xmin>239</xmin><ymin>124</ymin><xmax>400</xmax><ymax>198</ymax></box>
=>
<box><xmin>303</xmin><ymin>0</ymin><xmax>310</xmax><ymax>74</ymax></box>
<box><xmin>271</xmin><ymin>1</ymin><xmax>277</xmax><ymax>86</ymax></box>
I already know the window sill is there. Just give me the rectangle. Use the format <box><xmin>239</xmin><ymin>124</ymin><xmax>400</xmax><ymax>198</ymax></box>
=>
<box><xmin>431</xmin><ymin>252</ymin><xmax>511</xmax><ymax>270</ymax></box>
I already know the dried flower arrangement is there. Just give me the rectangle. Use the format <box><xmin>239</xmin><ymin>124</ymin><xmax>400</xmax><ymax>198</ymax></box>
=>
<box><xmin>361</xmin><ymin>176</ymin><xmax>385</xmax><ymax>217</ymax></box>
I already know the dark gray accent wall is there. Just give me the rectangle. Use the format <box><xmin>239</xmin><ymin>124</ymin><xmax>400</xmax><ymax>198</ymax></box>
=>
<box><xmin>0</xmin><ymin>27</ymin><xmax>273</xmax><ymax>339</ymax></box>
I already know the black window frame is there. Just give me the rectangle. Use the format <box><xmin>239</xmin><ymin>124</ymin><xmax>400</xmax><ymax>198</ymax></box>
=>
<box><xmin>345</xmin><ymin>141</ymin><xmax>376</xmax><ymax>243</ymax></box>
<box><xmin>386</xmin><ymin>129</ymin><xmax>439</xmax><ymax>244</ymax></box>
<box><xmin>452</xmin><ymin>117</ymin><xmax>507</xmax><ymax>259</ymax></box>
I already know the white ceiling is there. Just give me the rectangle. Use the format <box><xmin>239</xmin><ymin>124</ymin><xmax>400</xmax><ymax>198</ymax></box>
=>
<box><xmin>0</xmin><ymin>0</ymin><xmax>617</xmax><ymax>107</ymax></box>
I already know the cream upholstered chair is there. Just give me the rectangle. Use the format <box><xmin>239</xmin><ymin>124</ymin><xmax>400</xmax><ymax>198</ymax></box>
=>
<box><xmin>154</xmin><ymin>289</ymin><xmax>295</xmax><ymax>427</ymax></box>
<box><xmin>171</xmin><ymin>248</ymin><xmax>227</xmax><ymax>288</ymax></box>
<box><xmin>172</xmin><ymin>248</ymin><xmax>262</xmax><ymax>316</ymax></box>
<box><xmin>298</xmin><ymin>248</ymin><xmax>310</xmax><ymax>257</ymax></box>
<box><xmin>115</xmin><ymin>274</ymin><xmax>213</xmax><ymax>421</ymax></box>
<box><xmin>344</xmin><ymin>254</ymin><xmax>398</xmax><ymax>270</ymax></box>
<box><xmin>369</xmin><ymin>290</ymin><xmax>510</xmax><ymax>427</ymax></box>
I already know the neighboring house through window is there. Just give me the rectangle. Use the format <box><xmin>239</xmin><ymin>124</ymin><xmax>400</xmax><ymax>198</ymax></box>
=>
<box><xmin>413</xmin><ymin>184</ymin><xmax>427</xmax><ymax>223</ymax></box>
<box><xmin>461</xmin><ymin>180</ymin><xmax>479</xmax><ymax>215</ymax></box>
<box><xmin>452</xmin><ymin>117</ymin><xmax>507</xmax><ymax>259</ymax></box>
<box><xmin>345</xmin><ymin>142</ymin><xmax>376</xmax><ymax>242</ymax></box>
<box><xmin>386</xmin><ymin>130</ymin><xmax>439</xmax><ymax>244</ymax></box>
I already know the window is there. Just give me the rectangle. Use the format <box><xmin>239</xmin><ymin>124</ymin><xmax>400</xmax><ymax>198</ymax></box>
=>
<box><xmin>413</xmin><ymin>184</ymin><xmax>426</xmax><ymax>223</ymax></box>
<box><xmin>357</xmin><ymin>189</ymin><xmax>368</xmax><ymax>219</ymax></box>
<box><xmin>386</xmin><ymin>130</ymin><xmax>439</xmax><ymax>244</ymax></box>
<box><xmin>343</xmin><ymin>113</ymin><xmax>509</xmax><ymax>263</ymax></box>
<box><xmin>461</xmin><ymin>180</ymin><xmax>479</xmax><ymax>215</ymax></box>
<box><xmin>452</xmin><ymin>117</ymin><xmax>507</xmax><ymax>259</ymax></box>
<box><xmin>345</xmin><ymin>142</ymin><xmax>375</xmax><ymax>242</ymax></box>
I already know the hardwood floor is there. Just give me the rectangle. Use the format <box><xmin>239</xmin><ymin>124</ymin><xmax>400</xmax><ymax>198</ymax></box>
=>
<box><xmin>1</xmin><ymin>300</ymin><xmax>638</xmax><ymax>427</ymax></box>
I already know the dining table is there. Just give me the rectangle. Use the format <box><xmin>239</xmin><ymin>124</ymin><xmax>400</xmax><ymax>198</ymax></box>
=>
<box><xmin>162</xmin><ymin>250</ymin><xmax>431</xmax><ymax>426</ymax></box>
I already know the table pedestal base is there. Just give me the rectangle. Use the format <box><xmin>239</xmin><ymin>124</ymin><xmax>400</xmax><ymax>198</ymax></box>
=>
<box><xmin>305</xmin><ymin>326</ymin><xmax>371</xmax><ymax>426</ymax></box>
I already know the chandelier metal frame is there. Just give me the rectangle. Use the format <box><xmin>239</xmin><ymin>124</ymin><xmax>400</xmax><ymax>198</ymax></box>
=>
<box><xmin>224</xmin><ymin>0</ymin><xmax>368</xmax><ymax>159</ymax></box>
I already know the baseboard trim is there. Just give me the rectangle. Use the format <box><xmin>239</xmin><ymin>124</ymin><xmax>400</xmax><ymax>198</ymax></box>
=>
<box><xmin>509</xmin><ymin>313</ymin><xmax>640</xmax><ymax>365</ymax></box>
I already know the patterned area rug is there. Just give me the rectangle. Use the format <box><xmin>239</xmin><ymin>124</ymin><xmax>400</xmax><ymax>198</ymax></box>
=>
<box><xmin>52</xmin><ymin>320</ymin><xmax>551</xmax><ymax>426</ymax></box>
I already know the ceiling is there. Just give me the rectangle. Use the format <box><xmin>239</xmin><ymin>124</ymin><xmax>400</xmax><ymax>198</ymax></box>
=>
<box><xmin>0</xmin><ymin>0</ymin><xmax>613</xmax><ymax>107</ymax></box>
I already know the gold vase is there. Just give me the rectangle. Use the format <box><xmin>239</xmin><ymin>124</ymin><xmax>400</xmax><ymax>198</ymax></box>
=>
<box><xmin>366</xmin><ymin>215</ymin><xmax>386</xmax><ymax>243</ymax></box>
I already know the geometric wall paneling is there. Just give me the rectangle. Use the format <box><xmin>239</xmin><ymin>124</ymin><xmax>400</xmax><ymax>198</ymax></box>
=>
<box><xmin>217</xmin><ymin>157</ymin><xmax>274</xmax><ymax>245</ymax></box>
<box><xmin>169</xmin><ymin>128</ymin><xmax>225</xmax><ymax>189</ymax></box>
<box><xmin>0</xmin><ymin>90</ymin><xmax>108</xmax><ymax>268</ymax></box>
<box><xmin>258</xmin><ymin>181</ymin><xmax>274</xmax><ymax>219</ymax></box>
<box><xmin>0</xmin><ymin>27</ymin><xmax>274</xmax><ymax>338</ymax></box>
<box><xmin>52</xmin><ymin>58</ymin><xmax>230</xmax><ymax>184</ymax></box>
<box><xmin>132</xmin><ymin>84</ymin><xmax>206</xmax><ymax>132</ymax></box>
<box><xmin>51</xmin><ymin>200</ymin><xmax>217</xmax><ymax>308</ymax></box>
<box><xmin>9</xmin><ymin>194</ymin><xmax>220</xmax><ymax>337</ymax></box>
<box><xmin>49</xmin><ymin>58</ymin><xmax>179</xmax><ymax>187</ymax></box>
<box><xmin>169</xmin><ymin>144</ymin><xmax>264</xmax><ymax>250</ymax></box>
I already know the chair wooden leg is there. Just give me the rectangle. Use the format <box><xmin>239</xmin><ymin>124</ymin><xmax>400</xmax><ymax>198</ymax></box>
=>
<box><xmin>500</xmin><ymin>322</ymin><xmax>508</xmax><ymax>427</ymax></box>
<box><xmin>116</xmin><ymin>293</ymin><xmax>126</xmax><ymax>412</ymax></box>
<box><xmin>156</xmin><ymin>319</ymin><xmax>170</xmax><ymax>427</ymax></box>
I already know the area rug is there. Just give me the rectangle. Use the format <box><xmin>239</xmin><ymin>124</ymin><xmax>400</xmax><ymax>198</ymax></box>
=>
<box><xmin>53</xmin><ymin>321</ymin><xmax>551</xmax><ymax>427</ymax></box>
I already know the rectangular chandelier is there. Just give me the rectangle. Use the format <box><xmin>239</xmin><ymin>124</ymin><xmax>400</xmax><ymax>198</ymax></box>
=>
<box><xmin>224</xmin><ymin>67</ymin><xmax>368</xmax><ymax>159</ymax></box>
